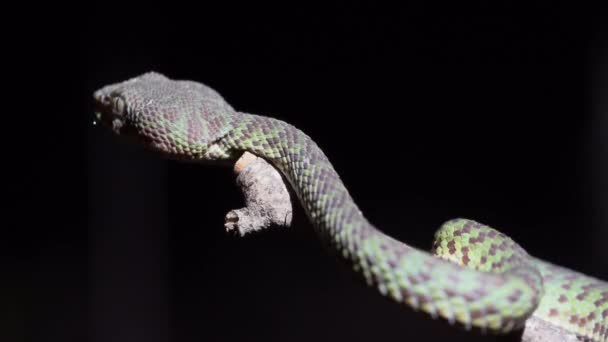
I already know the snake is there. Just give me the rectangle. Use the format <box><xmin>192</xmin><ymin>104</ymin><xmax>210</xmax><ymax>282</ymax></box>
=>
<box><xmin>93</xmin><ymin>72</ymin><xmax>607</xmax><ymax>341</ymax></box>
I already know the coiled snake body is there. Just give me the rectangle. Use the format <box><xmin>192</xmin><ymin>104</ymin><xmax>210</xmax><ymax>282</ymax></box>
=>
<box><xmin>94</xmin><ymin>72</ymin><xmax>607</xmax><ymax>341</ymax></box>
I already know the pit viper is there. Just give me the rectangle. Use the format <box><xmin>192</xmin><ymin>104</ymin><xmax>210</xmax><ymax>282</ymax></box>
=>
<box><xmin>93</xmin><ymin>72</ymin><xmax>608</xmax><ymax>341</ymax></box>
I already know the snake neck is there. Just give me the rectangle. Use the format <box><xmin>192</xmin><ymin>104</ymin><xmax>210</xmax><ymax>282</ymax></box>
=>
<box><xmin>222</xmin><ymin>113</ymin><xmax>363</xmax><ymax>240</ymax></box>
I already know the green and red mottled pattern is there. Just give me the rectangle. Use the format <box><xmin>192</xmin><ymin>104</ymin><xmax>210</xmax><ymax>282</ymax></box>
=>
<box><xmin>94</xmin><ymin>72</ymin><xmax>608</xmax><ymax>341</ymax></box>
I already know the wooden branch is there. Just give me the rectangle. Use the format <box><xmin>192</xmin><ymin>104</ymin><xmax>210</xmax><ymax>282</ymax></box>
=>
<box><xmin>224</xmin><ymin>152</ymin><xmax>293</xmax><ymax>236</ymax></box>
<box><xmin>521</xmin><ymin>316</ymin><xmax>579</xmax><ymax>342</ymax></box>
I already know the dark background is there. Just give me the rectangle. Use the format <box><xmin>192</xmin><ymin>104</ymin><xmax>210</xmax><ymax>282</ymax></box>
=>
<box><xmin>4</xmin><ymin>2</ymin><xmax>607</xmax><ymax>341</ymax></box>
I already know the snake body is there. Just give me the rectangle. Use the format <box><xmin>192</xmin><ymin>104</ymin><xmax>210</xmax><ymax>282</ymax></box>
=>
<box><xmin>94</xmin><ymin>72</ymin><xmax>608</xmax><ymax>341</ymax></box>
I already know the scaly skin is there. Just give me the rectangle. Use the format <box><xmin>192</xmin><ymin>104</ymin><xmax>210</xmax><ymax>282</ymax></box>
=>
<box><xmin>93</xmin><ymin>72</ymin><xmax>608</xmax><ymax>341</ymax></box>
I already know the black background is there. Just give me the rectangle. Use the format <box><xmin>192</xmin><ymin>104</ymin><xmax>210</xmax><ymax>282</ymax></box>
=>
<box><xmin>4</xmin><ymin>2</ymin><xmax>607</xmax><ymax>341</ymax></box>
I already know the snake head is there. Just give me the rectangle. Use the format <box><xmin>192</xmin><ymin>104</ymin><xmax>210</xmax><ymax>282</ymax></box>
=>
<box><xmin>93</xmin><ymin>72</ymin><xmax>236</xmax><ymax>160</ymax></box>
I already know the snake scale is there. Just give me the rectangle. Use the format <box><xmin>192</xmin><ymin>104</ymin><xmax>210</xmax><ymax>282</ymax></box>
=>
<box><xmin>94</xmin><ymin>72</ymin><xmax>607</xmax><ymax>341</ymax></box>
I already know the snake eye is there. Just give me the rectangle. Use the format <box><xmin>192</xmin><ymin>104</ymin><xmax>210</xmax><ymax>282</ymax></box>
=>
<box><xmin>113</xmin><ymin>97</ymin><xmax>126</xmax><ymax>115</ymax></box>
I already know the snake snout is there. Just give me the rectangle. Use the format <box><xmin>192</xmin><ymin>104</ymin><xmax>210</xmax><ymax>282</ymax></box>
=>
<box><xmin>93</xmin><ymin>89</ymin><xmax>129</xmax><ymax>136</ymax></box>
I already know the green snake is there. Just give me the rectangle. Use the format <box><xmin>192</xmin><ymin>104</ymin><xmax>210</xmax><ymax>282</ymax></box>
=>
<box><xmin>93</xmin><ymin>72</ymin><xmax>607</xmax><ymax>341</ymax></box>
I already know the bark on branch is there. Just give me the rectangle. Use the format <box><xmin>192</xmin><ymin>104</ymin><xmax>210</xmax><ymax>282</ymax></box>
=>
<box><xmin>224</xmin><ymin>152</ymin><xmax>292</xmax><ymax>236</ymax></box>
